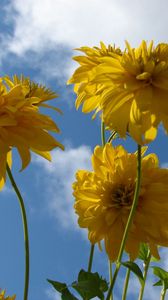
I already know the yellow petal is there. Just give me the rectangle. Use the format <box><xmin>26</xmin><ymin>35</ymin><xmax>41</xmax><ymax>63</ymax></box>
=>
<box><xmin>17</xmin><ymin>146</ymin><xmax>31</xmax><ymax>171</ymax></box>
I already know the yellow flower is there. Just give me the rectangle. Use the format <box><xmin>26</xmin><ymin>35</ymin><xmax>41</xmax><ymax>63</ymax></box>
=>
<box><xmin>0</xmin><ymin>290</ymin><xmax>16</xmax><ymax>300</ymax></box>
<box><xmin>68</xmin><ymin>42</ymin><xmax>122</xmax><ymax>116</ymax></box>
<box><xmin>69</xmin><ymin>41</ymin><xmax>168</xmax><ymax>144</ymax></box>
<box><xmin>73</xmin><ymin>143</ymin><xmax>168</xmax><ymax>261</ymax></box>
<box><xmin>0</xmin><ymin>75</ymin><xmax>64</xmax><ymax>189</ymax></box>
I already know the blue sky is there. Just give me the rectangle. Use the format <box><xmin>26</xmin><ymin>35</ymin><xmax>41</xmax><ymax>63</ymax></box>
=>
<box><xmin>1</xmin><ymin>1</ymin><xmax>168</xmax><ymax>299</ymax></box>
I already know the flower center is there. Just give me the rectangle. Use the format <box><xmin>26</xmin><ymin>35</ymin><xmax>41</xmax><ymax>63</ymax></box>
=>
<box><xmin>111</xmin><ymin>184</ymin><xmax>134</xmax><ymax>209</ymax></box>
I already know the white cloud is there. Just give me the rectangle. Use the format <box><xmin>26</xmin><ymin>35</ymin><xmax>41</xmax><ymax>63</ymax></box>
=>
<box><xmin>3</xmin><ymin>0</ymin><xmax>168</xmax><ymax>79</ymax></box>
<box><xmin>45</xmin><ymin>288</ymin><xmax>60</xmax><ymax>300</ymax></box>
<box><xmin>5</xmin><ymin>0</ymin><xmax>168</xmax><ymax>54</ymax></box>
<box><xmin>159</xmin><ymin>248</ymin><xmax>168</xmax><ymax>270</ymax></box>
<box><xmin>161</xmin><ymin>162</ymin><xmax>168</xmax><ymax>169</ymax></box>
<box><xmin>34</xmin><ymin>145</ymin><xmax>92</xmax><ymax>229</ymax></box>
<box><xmin>128</xmin><ymin>275</ymin><xmax>161</xmax><ymax>300</ymax></box>
<box><xmin>0</xmin><ymin>185</ymin><xmax>13</xmax><ymax>195</ymax></box>
<box><xmin>5</xmin><ymin>0</ymin><xmax>126</xmax><ymax>54</ymax></box>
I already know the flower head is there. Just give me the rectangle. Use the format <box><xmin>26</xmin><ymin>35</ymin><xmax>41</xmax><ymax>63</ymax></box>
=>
<box><xmin>0</xmin><ymin>75</ymin><xmax>64</xmax><ymax>189</ymax></box>
<box><xmin>73</xmin><ymin>143</ymin><xmax>168</xmax><ymax>261</ymax></box>
<box><xmin>69</xmin><ymin>41</ymin><xmax>168</xmax><ymax>144</ymax></box>
<box><xmin>68</xmin><ymin>42</ymin><xmax>122</xmax><ymax>116</ymax></box>
<box><xmin>0</xmin><ymin>290</ymin><xmax>16</xmax><ymax>300</ymax></box>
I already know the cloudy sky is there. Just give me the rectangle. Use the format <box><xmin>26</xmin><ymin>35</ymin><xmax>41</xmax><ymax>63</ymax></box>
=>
<box><xmin>1</xmin><ymin>0</ymin><xmax>168</xmax><ymax>299</ymax></box>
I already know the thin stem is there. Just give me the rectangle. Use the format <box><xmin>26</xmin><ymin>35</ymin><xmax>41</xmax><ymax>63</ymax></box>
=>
<box><xmin>122</xmin><ymin>268</ymin><xmax>131</xmax><ymax>300</ymax></box>
<box><xmin>87</xmin><ymin>244</ymin><xmax>95</xmax><ymax>272</ymax></box>
<box><xmin>106</xmin><ymin>144</ymin><xmax>142</xmax><ymax>300</ymax></box>
<box><xmin>138</xmin><ymin>251</ymin><xmax>151</xmax><ymax>300</ymax></box>
<box><xmin>108</xmin><ymin>260</ymin><xmax>113</xmax><ymax>300</ymax></box>
<box><xmin>117</xmin><ymin>144</ymin><xmax>142</xmax><ymax>262</ymax></box>
<box><xmin>7</xmin><ymin>164</ymin><xmax>29</xmax><ymax>300</ymax></box>
<box><xmin>106</xmin><ymin>264</ymin><xmax>120</xmax><ymax>298</ymax></box>
<box><xmin>87</xmin><ymin>121</ymin><xmax>106</xmax><ymax>274</ymax></box>
<box><xmin>101</xmin><ymin>121</ymin><xmax>106</xmax><ymax>146</ymax></box>
<box><xmin>160</xmin><ymin>286</ymin><xmax>166</xmax><ymax>300</ymax></box>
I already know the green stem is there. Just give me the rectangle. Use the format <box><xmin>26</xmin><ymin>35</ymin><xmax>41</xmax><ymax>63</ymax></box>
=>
<box><xmin>122</xmin><ymin>268</ymin><xmax>131</xmax><ymax>300</ymax></box>
<box><xmin>160</xmin><ymin>286</ymin><xmax>166</xmax><ymax>300</ymax></box>
<box><xmin>106</xmin><ymin>144</ymin><xmax>142</xmax><ymax>300</ymax></box>
<box><xmin>7</xmin><ymin>164</ymin><xmax>29</xmax><ymax>300</ymax></box>
<box><xmin>108</xmin><ymin>260</ymin><xmax>113</xmax><ymax>300</ymax></box>
<box><xmin>101</xmin><ymin>121</ymin><xmax>106</xmax><ymax>146</ymax></box>
<box><xmin>87</xmin><ymin>244</ymin><xmax>95</xmax><ymax>272</ymax></box>
<box><xmin>138</xmin><ymin>251</ymin><xmax>151</xmax><ymax>300</ymax></box>
<box><xmin>87</xmin><ymin>121</ymin><xmax>106</xmax><ymax>274</ymax></box>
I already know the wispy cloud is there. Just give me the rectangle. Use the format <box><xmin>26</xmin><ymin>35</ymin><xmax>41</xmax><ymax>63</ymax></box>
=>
<box><xmin>0</xmin><ymin>184</ymin><xmax>13</xmax><ymax>195</ymax></box>
<box><xmin>2</xmin><ymin>0</ymin><xmax>168</xmax><ymax>80</ymax></box>
<box><xmin>33</xmin><ymin>144</ymin><xmax>92</xmax><ymax>230</ymax></box>
<box><xmin>161</xmin><ymin>162</ymin><xmax>168</xmax><ymax>169</ymax></box>
<box><xmin>6</xmin><ymin>0</ymin><xmax>168</xmax><ymax>54</ymax></box>
<box><xmin>128</xmin><ymin>275</ymin><xmax>161</xmax><ymax>300</ymax></box>
<box><xmin>45</xmin><ymin>288</ymin><xmax>60</xmax><ymax>300</ymax></box>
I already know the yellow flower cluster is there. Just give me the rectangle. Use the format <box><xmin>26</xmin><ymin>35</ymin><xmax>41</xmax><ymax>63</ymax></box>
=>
<box><xmin>0</xmin><ymin>290</ymin><xmax>16</xmax><ymax>300</ymax></box>
<box><xmin>73</xmin><ymin>144</ymin><xmax>168</xmax><ymax>261</ymax></box>
<box><xmin>69</xmin><ymin>41</ymin><xmax>168</xmax><ymax>145</ymax></box>
<box><xmin>0</xmin><ymin>75</ymin><xmax>63</xmax><ymax>189</ymax></box>
<box><xmin>70</xmin><ymin>41</ymin><xmax>168</xmax><ymax>261</ymax></box>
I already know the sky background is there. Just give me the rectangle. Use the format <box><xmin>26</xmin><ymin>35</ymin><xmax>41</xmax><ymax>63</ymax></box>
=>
<box><xmin>1</xmin><ymin>0</ymin><xmax>168</xmax><ymax>299</ymax></box>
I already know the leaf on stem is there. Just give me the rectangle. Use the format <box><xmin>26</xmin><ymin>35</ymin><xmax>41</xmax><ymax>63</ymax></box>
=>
<box><xmin>72</xmin><ymin>269</ymin><xmax>108</xmax><ymax>300</ymax></box>
<box><xmin>138</xmin><ymin>243</ymin><xmax>159</xmax><ymax>262</ymax></box>
<box><xmin>121</xmin><ymin>261</ymin><xmax>144</xmax><ymax>286</ymax></box>
<box><xmin>47</xmin><ymin>279</ymin><xmax>78</xmax><ymax>300</ymax></box>
<box><xmin>138</xmin><ymin>243</ymin><xmax>149</xmax><ymax>261</ymax></box>
<box><xmin>152</xmin><ymin>266</ymin><xmax>168</xmax><ymax>289</ymax></box>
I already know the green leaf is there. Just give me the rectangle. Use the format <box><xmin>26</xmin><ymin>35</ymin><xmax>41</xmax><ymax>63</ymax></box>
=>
<box><xmin>71</xmin><ymin>269</ymin><xmax>108</xmax><ymax>300</ymax></box>
<box><xmin>99</xmin><ymin>278</ymin><xmax>109</xmax><ymax>293</ymax></box>
<box><xmin>47</xmin><ymin>279</ymin><xmax>67</xmax><ymax>293</ymax></box>
<box><xmin>47</xmin><ymin>279</ymin><xmax>78</xmax><ymax>300</ymax></box>
<box><xmin>138</xmin><ymin>243</ymin><xmax>150</xmax><ymax>261</ymax></box>
<box><xmin>62</xmin><ymin>289</ymin><xmax>79</xmax><ymax>300</ymax></box>
<box><xmin>153</xmin><ymin>280</ymin><xmax>162</xmax><ymax>287</ymax></box>
<box><xmin>152</xmin><ymin>267</ymin><xmax>168</xmax><ymax>281</ymax></box>
<box><xmin>121</xmin><ymin>261</ymin><xmax>144</xmax><ymax>286</ymax></box>
<box><xmin>138</xmin><ymin>243</ymin><xmax>160</xmax><ymax>262</ymax></box>
<box><xmin>152</xmin><ymin>267</ymin><xmax>168</xmax><ymax>289</ymax></box>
